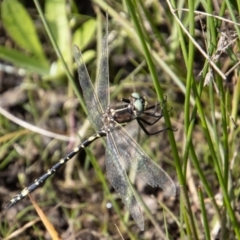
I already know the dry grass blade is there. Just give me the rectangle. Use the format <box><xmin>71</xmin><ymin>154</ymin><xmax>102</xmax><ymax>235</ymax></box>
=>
<box><xmin>29</xmin><ymin>195</ymin><xmax>62</xmax><ymax>240</ymax></box>
<box><xmin>3</xmin><ymin>219</ymin><xmax>40</xmax><ymax>240</ymax></box>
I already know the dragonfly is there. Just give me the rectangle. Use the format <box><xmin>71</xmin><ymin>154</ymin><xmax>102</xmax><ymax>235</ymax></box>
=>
<box><xmin>5</xmin><ymin>19</ymin><xmax>176</xmax><ymax>231</ymax></box>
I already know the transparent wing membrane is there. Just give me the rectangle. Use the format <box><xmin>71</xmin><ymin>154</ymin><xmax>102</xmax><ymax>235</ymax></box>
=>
<box><xmin>96</xmin><ymin>24</ymin><xmax>109</xmax><ymax>110</ymax></box>
<box><xmin>73</xmin><ymin>45</ymin><xmax>103</xmax><ymax>130</ymax></box>
<box><xmin>106</xmin><ymin>132</ymin><xmax>144</xmax><ymax>231</ymax></box>
<box><xmin>110</xmin><ymin>124</ymin><xmax>176</xmax><ymax>197</ymax></box>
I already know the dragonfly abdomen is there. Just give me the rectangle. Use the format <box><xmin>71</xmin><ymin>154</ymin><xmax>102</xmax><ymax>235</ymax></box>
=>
<box><xmin>5</xmin><ymin>130</ymin><xmax>106</xmax><ymax>209</ymax></box>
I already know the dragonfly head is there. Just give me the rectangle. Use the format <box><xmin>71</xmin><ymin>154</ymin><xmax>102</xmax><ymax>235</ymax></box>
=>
<box><xmin>131</xmin><ymin>93</ymin><xmax>148</xmax><ymax>115</ymax></box>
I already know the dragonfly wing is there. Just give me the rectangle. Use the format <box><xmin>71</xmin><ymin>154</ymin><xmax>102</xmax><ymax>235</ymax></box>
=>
<box><xmin>96</xmin><ymin>19</ymin><xmax>109</xmax><ymax>111</ymax></box>
<box><xmin>111</xmin><ymin>125</ymin><xmax>176</xmax><ymax>197</ymax></box>
<box><xmin>73</xmin><ymin>45</ymin><xmax>103</xmax><ymax>130</ymax></box>
<box><xmin>106</xmin><ymin>132</ymin><xmax>144</xmax><ymax>231</ymax></box>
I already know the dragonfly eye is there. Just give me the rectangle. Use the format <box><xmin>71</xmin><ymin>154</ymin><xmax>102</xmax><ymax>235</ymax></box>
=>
<box><xmin>133</xmin><ymin>98</ymin><xmax>144</xmax><ymax>112</ymax></box>
<box><xmin>131</xmin><ymin>92</ymin><xmax>140</xmax><ymax>99</ymax></box>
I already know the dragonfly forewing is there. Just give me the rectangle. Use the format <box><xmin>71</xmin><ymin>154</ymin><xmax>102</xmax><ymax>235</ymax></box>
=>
<box><xmin>106</xmin><ymin>131</ymin><xmax>144</xmax><ymax>231</ymax></box>
<box><xmin>96</xmin><ymin>31</ymin><xmax>109</xmax><ymax>111</ymax></box>
<box><xmin>73</xmin><ymin>45</ymin><xmax>104</xmax><ymax>130</ymax></box>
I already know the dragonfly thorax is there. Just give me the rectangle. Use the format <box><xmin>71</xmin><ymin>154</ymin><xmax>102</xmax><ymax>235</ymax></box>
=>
<box><xmin>102</xmin><ymin>107</ymin><xmax>120</xmax><ymax>132</ymax></box>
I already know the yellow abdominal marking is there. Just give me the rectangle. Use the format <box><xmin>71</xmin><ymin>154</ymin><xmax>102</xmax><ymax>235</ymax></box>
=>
<box><xmin>21</xmin><ymin>188</ymin><xmax>30</xmax><ymax>197</ymax></box>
